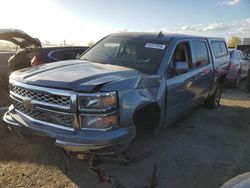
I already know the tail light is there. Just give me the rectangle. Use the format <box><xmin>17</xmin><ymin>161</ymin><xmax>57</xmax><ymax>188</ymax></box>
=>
<box><xmin>31</xmin><ymin>51</ymin><xmax>43</xmax><ymax>66</ymax></box>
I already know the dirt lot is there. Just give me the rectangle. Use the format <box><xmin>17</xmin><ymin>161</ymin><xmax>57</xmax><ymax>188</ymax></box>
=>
<box><xmin>0</xmin><ymin>82</ymin><xmax>250</xmax><ymax>188</ymax></box>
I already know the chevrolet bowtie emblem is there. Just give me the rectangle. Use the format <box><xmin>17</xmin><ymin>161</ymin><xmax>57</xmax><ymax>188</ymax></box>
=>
<box><xmin>23</xmin><ymin>98</ymin><xmax>34</xmax><ymax>110</ymax></box>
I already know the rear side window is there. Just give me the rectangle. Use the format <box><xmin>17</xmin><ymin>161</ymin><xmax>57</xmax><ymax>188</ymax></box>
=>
<box><xmin>220</xmin><ymin>42</ymin><xmax>228</xmax><ymax>55</ymax></box>
<box><xmin>211</xmin><ymin>41</ymin><xmax>228</xmax><ymax>57</ymax></box>
<box><xmin>191</xmin><ymin>41</ymin><xmax>209</xmax><ymax>68</ymax></box>
<box><xmin>211</xmin><ymin>42</ymin><xmax>221</xmax><ymax>57</ymax></box>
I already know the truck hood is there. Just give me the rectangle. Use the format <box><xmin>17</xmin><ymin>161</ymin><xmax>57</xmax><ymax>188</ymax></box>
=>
<box><xmin>0</xmin><ymin>29</ymin><xmax>41</xmax><ymax>48</ymax></box>
<box><xmin>10</xmin><ymin>60</ymin><xmax>144</xmax><ymax>92</ymax></box>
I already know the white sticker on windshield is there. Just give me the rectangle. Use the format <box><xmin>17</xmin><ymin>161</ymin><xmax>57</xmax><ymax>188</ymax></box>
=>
<box><xmin>145</xmin><ymin>43</ymin><xmax>166</xmax><ymax>50</ymax></box>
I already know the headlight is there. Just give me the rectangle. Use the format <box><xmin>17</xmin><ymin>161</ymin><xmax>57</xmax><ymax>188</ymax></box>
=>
<box><xmin>78</xmin><ymin>92</ymin><xmax>117</xmax><ymax>110</ymax></box>
<box><xmin>78</xmin><ymin>92</ymin><xmax>118</xmax><ymax>129</ymax></box>
<box><xmin>80</xmin><ymin>113</ymin><xmax>118</xmax><ymax>129</ymax></box>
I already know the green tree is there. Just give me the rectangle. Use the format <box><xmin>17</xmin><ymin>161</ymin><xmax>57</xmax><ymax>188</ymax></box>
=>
<box><xmin>228</xmin><ymin>35</ymin><xmax>241</xmax><ymax>48</ymax></box>
<box><xmin>88</xmin><ymin>41</ymin><xmax>95</xmax><ymax>47</ymax></box>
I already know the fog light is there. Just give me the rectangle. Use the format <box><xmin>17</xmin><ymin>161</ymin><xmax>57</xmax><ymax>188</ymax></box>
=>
<box><xmin>80</xmin><ymin>113</ymin><xmax>118</xmax><ymax>129</ymax></box>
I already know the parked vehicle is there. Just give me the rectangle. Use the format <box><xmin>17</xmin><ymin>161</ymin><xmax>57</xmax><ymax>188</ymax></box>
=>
<box><xmin>0</xmin><ymin>29</ymin><xmax>42</xmax><ymax>73</ymax></box>
<box><xmin>3</xmin><ymin>32</ymin><xmax>230</xmax><ymax>155</ymax></box>
<box><xmin>237</xmin><ymin>45</ymin><xmax>250</xmax><ymax>59</ymax></box>
<box><xmin>226</xmin><ymin>49</ymin><xmax>250</xmax><ymax>87</ymax></box>
<box><xmin>0</xmin><ymin>51</ymin><xmax>14</xmax><ymax>90</ymax></box>
<box><xmin>0</xmin><ymin>29</ymin><xmax>88</xmax><ymax>89</ymax></box>
<box><xmin>31</xmin><ymin>46</ymin><xmax>89</xmax><ymax>66</ymax></box>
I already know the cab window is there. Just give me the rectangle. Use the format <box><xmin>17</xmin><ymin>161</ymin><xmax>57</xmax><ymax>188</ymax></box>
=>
<box><xmin>211</xmin><ymin>41</ymin><xmax>228</xmax><ymax>57</ymax></box>
<box><xmin>167</xmin><ymin>42</ymin><xmax>191</xmax><ymax>77</ymax></box>
<box><xmin>190</xmin><ymin>41</ymin><xmax>209</xmax><ymax>69</ymax></box>
<box><xmin>220</xmin><ymin>42</ymin><xmax>228</xmax><ymax>56</ymax></box>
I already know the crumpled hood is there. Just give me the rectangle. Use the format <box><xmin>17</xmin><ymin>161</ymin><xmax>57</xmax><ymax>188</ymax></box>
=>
<box><xmin>10</xmin><ymin>60</ymin><xmax>144</xmax><ymax>92</ymax></box>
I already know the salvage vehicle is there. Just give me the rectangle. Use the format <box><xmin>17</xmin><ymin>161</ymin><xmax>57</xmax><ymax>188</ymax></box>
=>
<box><xmin>0</xmin><ymin>29</ymin><xmax>41</xmax><ymax>90</ymax></box>
<box><xmin>0</xmin><ymin>29</ymin><xmax>88</xmax><ymax>90</ymax></box>
<box><xmin>0</xmin><ymin>51</ymin><xmax>14</xmax><ymax>90</ymax></box>
<box><xmin>226</xmin><ymin>49</ymin><xmax>250</xmax><ymax>87</ymax></box>
<box><xmin>3</xmin><ymin>32</ymin><xmax>230</xmax><ymax>154</ymax></box>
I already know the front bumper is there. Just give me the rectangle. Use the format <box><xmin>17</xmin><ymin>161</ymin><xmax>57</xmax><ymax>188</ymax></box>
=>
<box><xmin>3</xmin><ymin>106</ymin><xmax>132</xmax><ymax>155</ymax></box>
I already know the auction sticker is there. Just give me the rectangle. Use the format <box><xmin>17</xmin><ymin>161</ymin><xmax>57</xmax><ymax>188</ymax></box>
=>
<box><xmin>145</xmin><ymin>43</ymin><xmax>166</xmax><ymax>50</ymax></box>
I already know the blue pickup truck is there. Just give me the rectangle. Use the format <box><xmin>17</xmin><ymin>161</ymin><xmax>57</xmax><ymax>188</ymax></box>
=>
<box><xmin>3</xmin><ymin>32</ymin><xmax>230</xmax><ymax>154</ymax></box>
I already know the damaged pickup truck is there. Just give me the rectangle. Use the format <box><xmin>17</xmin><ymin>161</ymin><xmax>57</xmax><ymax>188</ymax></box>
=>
<box><xmin>3</xmin><ymin>32</ymin><xmax>230</xmax><ymax>154</ymax></box>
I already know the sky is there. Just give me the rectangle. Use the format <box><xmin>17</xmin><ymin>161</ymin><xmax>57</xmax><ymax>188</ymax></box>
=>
<box><xmin>0</xmin><ymin>0</ymin><xmax>249</xmax><ymax>45</ymax></box>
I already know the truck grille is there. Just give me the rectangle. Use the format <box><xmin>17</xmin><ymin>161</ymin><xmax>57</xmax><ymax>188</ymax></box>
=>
<box><xmin>10</xmin><ymin>84</ymin><xmax>71</xmax><ymax>107</ymax></box>
<box><xmin>13</xmin><ymin>100</ymin><xmax>73</xmax><ymax>127</ymax></box>
<box><xmin>9</xmin><ymin>81</ymin><xmax>76</xmax><ymax>129</ymax></box>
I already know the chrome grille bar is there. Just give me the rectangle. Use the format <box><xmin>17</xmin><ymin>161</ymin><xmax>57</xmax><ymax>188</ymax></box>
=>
<box><xmin>9</xmin><ymin>80</ymin><xmax>78</xmax><ymax>129</ymax></box>
<box><xmin>9</xmin><ymin>81</ymin><xmax>75</xmax><ymax>109</ymax></box>
<box><xmin>13</xmin><ymin>100</ymin><xmax>74</xmax><ymax>127</ymax></box>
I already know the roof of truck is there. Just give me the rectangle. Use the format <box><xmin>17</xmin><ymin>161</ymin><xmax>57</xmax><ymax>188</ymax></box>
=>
<box><xmin>110</xmin><ymin>32</ymin><xmax>226</xmax><ymax>42</ymax></box>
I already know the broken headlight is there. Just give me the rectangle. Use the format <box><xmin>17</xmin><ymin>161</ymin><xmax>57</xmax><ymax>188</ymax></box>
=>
<box><xmin>78</xmin><ymin>92</ymin><xmax>118</xmax><ymax>129</ymax></box>
<box><xmin>78</xmin><ymin>92</ymin><xmax>117</xmax><ymax>110</ymax></box>
<box><xmin>80</xmin><ymin>113</ymin><xmax>118</xmax><ymax>129</ymax></box>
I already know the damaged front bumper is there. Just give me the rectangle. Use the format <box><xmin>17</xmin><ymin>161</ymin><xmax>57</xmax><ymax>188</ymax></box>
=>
<box><xmin>3</xmin><ymin>106</ymin><xmax>131</xmax><ymax>155</ymax></box>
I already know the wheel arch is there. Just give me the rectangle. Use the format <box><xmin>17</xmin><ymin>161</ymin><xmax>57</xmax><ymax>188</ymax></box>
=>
<box><xmin>133</xmin><ymin>102</ymin><xmax>161</xmax><ymax>133</ymax></box>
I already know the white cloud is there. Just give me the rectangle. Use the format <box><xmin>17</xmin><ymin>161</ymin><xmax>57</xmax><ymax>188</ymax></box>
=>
<box><xmin>181</xmin><ymin>25</ymin><xmax>198</xmax><ymax>31</ymax></box>
<box><xmin>246</xmin><ymin>18</ymin><xmax>250</xmax><ymax>24</ymax></box>
<box><xmin>159</xmin><ymin>18</ymin><xmax>250</xmax><ymax>40</ymax></box>
<box><xmin>238</xmin><ymin>27</ymin><xmax>250</xmax><ymax>32</ymax></box>
<box><xmin>235</xmin><ymin>18</ymin><xmax>250</xmax><ymax>35</ymax></box>
<box><xmin>219</xmin><ymin>0</ymin><xmax>240</xmax><ymax>5</ymax></box>
<box><xmin>203</xmin><ymin>23</ymin><xmax>229</xmax><ymax>31</ymax></box>
<box><xmin>0</xmin><ymin>0</ymin><xmax>248</xmax><ymax>44</ymax></box>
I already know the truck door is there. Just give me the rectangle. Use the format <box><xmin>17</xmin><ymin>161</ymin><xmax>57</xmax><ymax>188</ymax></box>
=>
<box><xmin>189</xmin><ymin>40</ymin><xmax>213</xmax><ymax>98</ymax></box>
<box><xmin>165</xmin><ymin>41</ymin><xmax>199</xmax><ymax>122</ymax></box>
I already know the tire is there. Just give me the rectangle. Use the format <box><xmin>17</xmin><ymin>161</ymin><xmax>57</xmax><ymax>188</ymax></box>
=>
<box><xmin>231</xmin><ymin>72</ymin><xmax>240</xmax><ymax>88</ymax></box>
<box><xmin>204</xmin><ymin>84</ymin><xmax>222</xmax><ymax>109</ymax></box>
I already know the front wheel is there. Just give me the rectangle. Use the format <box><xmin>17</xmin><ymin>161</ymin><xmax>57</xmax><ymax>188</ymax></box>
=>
<box><xmin>204</xmin><ymin>85</ymin><xmax>221</xmax><ymax>109</ymax></box>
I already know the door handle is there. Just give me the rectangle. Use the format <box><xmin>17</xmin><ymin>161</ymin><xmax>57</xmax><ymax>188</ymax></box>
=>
<box><xmin>201</xmin><ymin>69</ymin><xmax>210</xmax><ymax>77</ymax></box>
<box><xmin>200</xmin><ymin>72</ymin><xmax>206</xmax><ymax>77</ymax></box>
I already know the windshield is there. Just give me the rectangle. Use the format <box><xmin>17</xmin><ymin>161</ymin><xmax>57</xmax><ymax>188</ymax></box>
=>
<box><xmin>80</xmin><ymin>36</ymin><xmax>167</xmax><ymax>74</ymax></box>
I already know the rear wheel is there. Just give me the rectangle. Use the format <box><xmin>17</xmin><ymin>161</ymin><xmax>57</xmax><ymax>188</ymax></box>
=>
<box><xmin>205</xmin><ymin>84</ymin><xmax>221</xmax><ymax>109</ymax></box>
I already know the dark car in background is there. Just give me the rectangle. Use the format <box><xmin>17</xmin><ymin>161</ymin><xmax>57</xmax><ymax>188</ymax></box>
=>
<box><xmin>0</xmin><ymin>29</ymin><xmax>42</xmax><ymax>73</ymax></box>
<box><xmin>0</xmin><ymin>51</ymin><xmax>14</xmax><ymax>90</ymax></box>
<box><xmin>31</xmin><ymin>46</ymin><xmax>89</xmax><ymax>66</ymax></box>
<box><xmin>226</xmin><ymin>49</ymin><xmax>250</xmax><ymax>87</ymax></box>
<box><xmin>237</xmin><ymin>45</ymin><xmax>250</xmax><ymax>59</ymax></box>
<box><xmin>0</xmin><ymin>29</ymin><xmax>88</xmax><ymax>90</ymax></box>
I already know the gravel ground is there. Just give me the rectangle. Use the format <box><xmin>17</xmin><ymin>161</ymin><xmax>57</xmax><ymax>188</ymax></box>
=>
<box><xmin>0</xmin><ymin>82</ymin><xmax>250</xmax><ymax>188</ymax></box>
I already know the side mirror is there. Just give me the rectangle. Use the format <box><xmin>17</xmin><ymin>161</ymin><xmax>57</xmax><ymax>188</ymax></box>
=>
<box><xmin>175</xmin><ymin>61</ymin><xmax>189</xmax><ymax>74</ymax></box>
